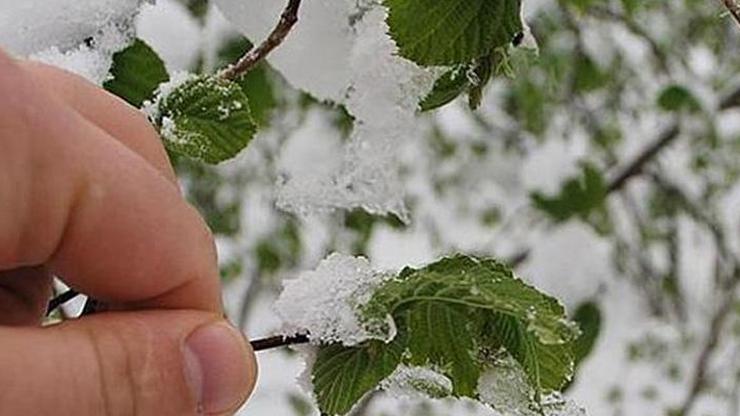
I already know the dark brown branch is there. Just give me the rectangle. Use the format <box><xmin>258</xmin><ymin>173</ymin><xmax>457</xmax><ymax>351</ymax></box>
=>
<box><xmin>606</xmin><ymin>124</ymin><xmax>680</xmax><ymax>193</ymax></box>
<box><xmin>250</xmin><ymin>334</ymin><xmax>310</xmax><ymax>351</ymax></box>
<box><xmin>219</xmin><ymin>0</ymin><xmax>302</xmax><ymax>81</ymax></box>
<box><xmin>724</xmin><ymin>0</ymin><xmax>740</xmax><ymax>27</ymax></box>
<box><xmin>606</xmin><ymin>84</ymin><xmax>740</xmax><ymax>194</ymax></box>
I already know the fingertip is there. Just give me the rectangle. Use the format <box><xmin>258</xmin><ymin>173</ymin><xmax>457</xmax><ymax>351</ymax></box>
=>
<box><xmin>184</xmin><ymin>321</ymin><xmax>258</xmax><ymax>415</ymax></box>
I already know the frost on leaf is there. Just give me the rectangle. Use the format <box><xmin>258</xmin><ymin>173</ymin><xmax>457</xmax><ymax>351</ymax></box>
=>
<box><xmin>145</xmin><ymin>73</ymin><xmax>257</xmax><ymax>164</ymax></box>
<box><xmin>382</xmin><ymin>365</ymin><xmax>454</xmax><ymax>399</ymax></box>
<box><xmin>216</xmin><ymin>0</ymin><xmax>436</xmax><ymax>219</ymax></box>
<box><xmin>0</xmin><ymin>0</ymin><xmax>146</xmax><ymax>84</ymax></box>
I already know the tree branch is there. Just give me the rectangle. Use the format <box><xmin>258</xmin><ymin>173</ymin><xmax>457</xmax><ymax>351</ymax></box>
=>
<box><xmin>606</xmin><ymin>84</ymin><xmax>740</xmax><ymax>193</ymax></box>
<box><xmin>606</xmin><ymin>124</ymin><xmax>680</xmax><ymax>193</ymax></box>
<box><xmin>250</xmin><ymin>334</ymin><xmax>310</xmax><ymax>351</ymax></box>
<box><xmin>46</xmin><ymin>289</ymin><xmax>79</xmax><ymax>316</ymax></box>
<box><xmin>723</xmin><ymin>0</ymin><xmax>740</xmax><ymax>27</ymax></box>
<box><xmin>219</xmin><ymin>0</ymin><xmax>302</xmax><ymax>81</ymax></box>
<box><xmin>675</xmin><ymin>264</ymin><xmax>740</xmax><ymax>416</ymax></box>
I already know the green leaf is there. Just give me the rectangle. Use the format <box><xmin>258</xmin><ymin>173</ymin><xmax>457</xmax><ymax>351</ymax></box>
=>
<box><xmin>420</xmin><ymin>66</ymin><xmax>470</xmax><ymax>112</ymax></box>
<box><xmin>362</xmin><ymin>255</ymin><xmax>579</xmax><ymax>399</ymax></box>
<box><xmin>104</xmin><ymin>39</ymin><xmax>169</xmax><ymax>108</ymax></box>
<box><xmin>487</xmin><ymin>314</ymin><xmax>575</xmax><ymax>393</ymax></box>
<box><xmin>385</xmin><ymin>0</ymin><xmax>523</xmax><ymax>66</ymax></box>
<box><xmin>313</xmin><ymin>337</ymin><xmax>406</xmax><ymax>415</ymax></box>
<box><xmin>572</xmin><ymin>301</ymin><xmax>602</xmax><ymax>365</ymax></box>
<box><xmin>572</xmin><ymin>54</ymin><xmax>608</xmax><ymax>93</ymax></box>
<box><xmin>468</xmin><ymin>52</ymin><xmax>496</xmax><ymax>110</ymax></box>
<box><xmin>531</xmin><ymin>163</ymin><xmax>608</xmax><ymax>224</ymax></box>
<box><xmin>420</xmin><ymin>48</ymin><xmax>516</xmax><ymax>112</ymax></box>
<box><xmin>657</xmin><ymin>85</ymin><xmax>701</xmax><ymax>113</ymax></box>
<box><xmin>405</xmin><ymin>302</ymin><xmax>480</xmax><ymax>396</ymax></box>
<box><xmin>155</xmin><ymin>75</ymin><xmax>257</xmax><ymax>164</ymax></box>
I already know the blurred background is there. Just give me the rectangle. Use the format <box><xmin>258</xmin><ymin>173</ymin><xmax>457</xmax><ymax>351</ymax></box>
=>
<box><xmin>6</xmin><ymin>0</ymin><xmax>740</xmax><ymax>414</ymax></box>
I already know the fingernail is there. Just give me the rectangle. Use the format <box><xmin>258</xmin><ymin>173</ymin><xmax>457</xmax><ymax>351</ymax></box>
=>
<box><xmin>183</xmin><ymin>322</ymin><xmax>255</xmax><ymax>414</ymax></box>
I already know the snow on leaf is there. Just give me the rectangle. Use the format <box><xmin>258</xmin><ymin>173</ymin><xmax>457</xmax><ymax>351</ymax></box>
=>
<box><xmin>274</xmin><ymin>253</ymin><xmax>395</xmax><ymax>346</ymax></box>
<box><xmin>477</xmin><ymin>354</ymin><xmax>539</xmax><ymax>416</ymax></box>
<box><xmin>361</xmin><ymin>255</ymin><xmax>579</xmax><ymax>398</ymax></box>
<box><xmin>288</xmin><ymin>254</ymin><xmax>580</xmax><ymax>415</ymax></box>
<box><xmin>381</xmin><ymin>365</ymin><xmax>454</xmax><ymax>399</ymax></box>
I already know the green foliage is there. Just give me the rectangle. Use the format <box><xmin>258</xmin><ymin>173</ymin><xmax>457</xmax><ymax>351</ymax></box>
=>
<box><xmin>421</xmin><ymin>46</ymin><xmax>524</xmax><ymax>112</ymax></box>
<box><xmin>572</xmin><ymin>54</ymin><xmax>608</xmax><ymax>93</ymax></box>
<box><xmin>255</xmin><ymin>219</ymin><xmax>302</xmax><ymax>275</ymax></box>
<box><xmin>657</xmin><ymin>85</ymin><xmax>701</xmax><ymax>113</ymax></box>
<box><xmin>313</xmin><ymin>337</ymin><xmax>406</xmax><ymax>415</ymax></box>
<box><xmin>420</xmin><ymin>66</ymin><xmax>470</xmax><ymax>111</ymax></box>
<box><xmin>312</xmin><ymin>255</ymin><xmax>579</xmax><ymax>415</ymax></box>
<box><xmin>103</xmin><ymin>39</ymin><xmax>169</xmax><ymax>108</ymax></box>
<box><xmin>531</xmin><ymin>163</ymin><xmax>608</xmax><ymax>226</ymax></box>
<box><xmin>572</xmin><ymin>301</ymin><xmax>602</xmax><ymax>365</ymax></box>
<box><xmin>385</xmin><ymin>0</ymin><xmax>522</xmax><ymax>67</ymax></box>
<box><xmin>215</xmin><ymin>36</ymin><xmax>280</xmax><ymax>126</ymax></box>
<box><xmin>405</xmin><ymin>302</ymin><xmax>480</xmax><ymax>396</ymax></box>
<box><xmin>154</xmin><ymin>75</ymin><xmax>257</xmax><ymax>164</ymax></box>
<box><xmin>390</xmin><ymin>0</ymin><xmax>526</xmax><ymax>111</ymax></box>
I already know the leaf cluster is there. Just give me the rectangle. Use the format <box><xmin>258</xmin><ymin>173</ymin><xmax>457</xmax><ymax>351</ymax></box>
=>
<box><xmin>385</xmin><ymin>0</ymin><xmax>525</xmax><ymax>111</ymax></box>
<box><xmin>312</xmin><ymin>255</ymin><xmax>580</xmax><ymax>415</ymax></box>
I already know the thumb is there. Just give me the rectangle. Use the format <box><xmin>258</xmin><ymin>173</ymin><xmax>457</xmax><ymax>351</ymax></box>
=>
<box><xmin>0</xmin><ymin>311</ymin><xmax>257</xmax><ymax>416</ymax></box>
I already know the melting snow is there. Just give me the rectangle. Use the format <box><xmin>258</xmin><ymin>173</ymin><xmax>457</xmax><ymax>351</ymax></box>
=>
<box><xmin>215</xmin><ymin>0</ymin><xmax>436</xmax><ymax>219</ymax></box>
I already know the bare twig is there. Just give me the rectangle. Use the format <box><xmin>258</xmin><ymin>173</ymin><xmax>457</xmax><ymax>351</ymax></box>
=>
<box><xmin>219</xmin><ymin>0</ymin><xmax>302</xmax><ymax>80</ymax></box>
<box><xmin>606</xmin><ymin>124</ymin><xmax>681</xmax><ymax>193</ymax></box>
<box><xmin>675</xmin><ymin>264</ymin><xmax>740</xmax><ymax>416</ymax></box>
<box><xmin>606</xmin><ymin>84</ymin><xmax>740</xmax><ymax>193</ymax></box>
<box><xmin>46</xmin><ymin>289</ymin><xmax>79</xmax><ymax>316</ymax></box>
<box><xmin>250</xmin><ymin>334</ymin><xmax>310</xmax><ymax>351</ymax></box>
<box><xmin>723</xmin><ymin>0</ymin><xmax>740</xmax><ymax>26</ymax></box>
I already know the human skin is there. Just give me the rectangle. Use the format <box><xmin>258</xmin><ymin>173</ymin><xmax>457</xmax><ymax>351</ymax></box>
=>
<box><xmin>0</xmin><ymin>49</ymin><xmax>257</xmax><ymax>415</ymax></box>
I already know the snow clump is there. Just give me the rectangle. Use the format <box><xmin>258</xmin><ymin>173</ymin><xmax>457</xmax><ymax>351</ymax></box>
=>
<box><xmin>273</xmin><ymin>252</ymin><xmax>394</xmax><ymax>346</ymax></box>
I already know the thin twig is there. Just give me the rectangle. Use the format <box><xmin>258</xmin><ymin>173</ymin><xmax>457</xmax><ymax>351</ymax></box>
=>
<box><xmin>219</xmin><ymin>0</ymin><xmax>302</xmax><ymax>81</ymax></box>
<box><xmin>675</xmin><ymin>264</ymin><xmax>740</xmax><ymax>416</ymax></box>
<box><xmin>250</xmin><ymin>334</ymin><xmax>310</xmax><ymax>351</ymax></box>
<box><xmin>46</xmin><ymin>289</ymin><xmax>79</xmax><ymax>316</ymax></box>
<box><xmin>606</xmin><ymin>84</ymin><xmax>740</xmax><ymax>193</ymax></box>
<box><xmin>723</xmin><ymin>0</ymin><xmax>740</xmax><ymax>26</ymax></box>
<box><xmin>606</xmin><ymin>124</ymin><xmax>681</xmax><ymax>193</ymax></box>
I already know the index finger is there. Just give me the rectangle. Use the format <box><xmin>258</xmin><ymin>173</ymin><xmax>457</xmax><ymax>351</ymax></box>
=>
<box><xmin>19</xmin><ymin>61</ymin><xmax>178</xmax><ymax>184</ymax></box>
<box><xmin>0</xmin><ymin>51</ymin><xmax>222</xmax><ymax>313</ymax></box>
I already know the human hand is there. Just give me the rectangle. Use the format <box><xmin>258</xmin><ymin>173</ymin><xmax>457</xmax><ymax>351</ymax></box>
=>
<box><xmin>0</xmin><ymin>50</ymin><xmax>257</xmax><ymax>415</ymax></box>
